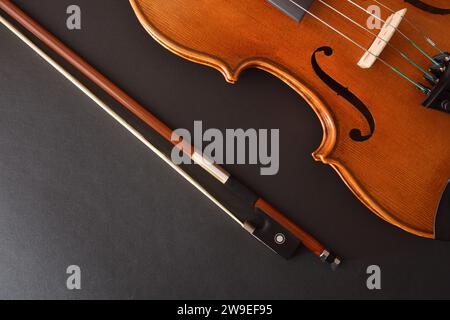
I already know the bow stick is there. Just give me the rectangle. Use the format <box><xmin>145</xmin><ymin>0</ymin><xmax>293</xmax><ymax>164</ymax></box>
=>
<box><xmin>0</xmin><ymin>0</ymin><xmax>340</xmax><ymax>269</ymax></box>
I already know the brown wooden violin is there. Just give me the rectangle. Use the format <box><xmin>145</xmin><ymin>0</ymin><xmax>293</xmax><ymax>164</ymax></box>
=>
<box><xmin>1</xmin><ymin>0</ymin><xmax>449</xmax><ymax>269</ymax></box>
<box><xmin>129</xmin><ymin>0</ymin><xmax>450</xmax><ymax>240</ymax></box>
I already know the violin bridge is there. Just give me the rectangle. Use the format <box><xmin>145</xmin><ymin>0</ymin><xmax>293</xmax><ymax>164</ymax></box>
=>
<box><xmin>358</xmin><ymin>8</ymin><xmax>408</xmax><ymax>69</ymax></box>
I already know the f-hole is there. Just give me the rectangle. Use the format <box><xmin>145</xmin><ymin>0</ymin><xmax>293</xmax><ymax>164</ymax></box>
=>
<box><xmin>311</xmin><ymin>47</ymin><xmax>375</xmax><ymax>142</ymax></box>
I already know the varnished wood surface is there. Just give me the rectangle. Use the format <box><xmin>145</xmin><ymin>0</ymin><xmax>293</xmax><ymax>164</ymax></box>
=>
<box><xmin>130</xmin><ymin>0</ymin><xmax>450</xmax><ymax>238</ymax></box>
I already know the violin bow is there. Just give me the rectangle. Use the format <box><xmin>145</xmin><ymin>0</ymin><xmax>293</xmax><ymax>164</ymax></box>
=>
<box><xmin>0</xmin><ymin>0</ymin><xmax>341</xmax><ymax>269</ymax></box>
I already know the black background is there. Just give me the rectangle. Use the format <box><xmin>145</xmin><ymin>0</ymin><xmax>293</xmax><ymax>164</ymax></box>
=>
<box><xmin>0</xmin><ymin>0</ymin><xmax>449</xmax><ymax>299</ymax></box>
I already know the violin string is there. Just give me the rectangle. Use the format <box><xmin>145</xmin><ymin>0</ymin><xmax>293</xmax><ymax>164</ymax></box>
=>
<box><xmin>345</xmin><ymin>0</ymin><xmax>441</xmax><ymax>66</ymax></box>
<box><xmin>288</xmin><ymin>0</ymin><xmax>431</xmax><ymax>94</ymax></box>
<box><xmin>371</xmin><ymin>0</ymin><xmax>445</xmax><ymax>54</ymax></box>
<box><xmin>318</xmin><ymin>0</ymin><xmax>435</xmax><ymax>81</ymax></box>
<box><xmin>0</xmin><ymin>14</ymin><xmax>247</xmax><ymax>229</ymax></box>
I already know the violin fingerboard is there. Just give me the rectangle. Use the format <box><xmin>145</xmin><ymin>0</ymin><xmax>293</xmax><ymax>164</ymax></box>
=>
<box><xmin>267</xmin><ymin>0</ymin><xmax>314</xmax><ymax>22</ymax></box>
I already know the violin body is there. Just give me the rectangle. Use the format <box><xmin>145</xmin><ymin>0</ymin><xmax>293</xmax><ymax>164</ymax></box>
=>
<box><xmin>130</xmin><ymin>0</ymin><xmax>450</xmax><ymax>239</ymax></box>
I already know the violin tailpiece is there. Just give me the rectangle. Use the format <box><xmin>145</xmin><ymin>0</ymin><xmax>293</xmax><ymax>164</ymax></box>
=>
<box><xmin>424</xmin><ymin>53</ymin><xmax>450</xmax><ymax>113</ymax></box>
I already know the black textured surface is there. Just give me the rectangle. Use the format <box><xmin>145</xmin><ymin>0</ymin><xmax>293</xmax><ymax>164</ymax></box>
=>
<box><xmin>436</xmin><ymin>181</ymin><xmax>450</xmax><ymax>241</ymax></box>
<box><xmin>0</xmin><ymin>0</ymin><xmax>449</xmax><ymax>299</ymax></box>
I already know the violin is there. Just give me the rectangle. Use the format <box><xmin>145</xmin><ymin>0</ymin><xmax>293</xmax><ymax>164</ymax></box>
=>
<box><xmin>129</xmin><ymin>0</ymin><xmax>450</xmax><ymax>240</ymax></box>
<box><xmin>0</xmin><ymin>0</ymin><xmax>449</xmax><ymax>269</ymax></box>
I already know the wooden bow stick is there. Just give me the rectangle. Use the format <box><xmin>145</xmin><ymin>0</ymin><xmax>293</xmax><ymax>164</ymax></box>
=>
<box><xmin>0</xmin><ymin>0</ymin><xmax>340</xmax><ymax>268</ymax></box>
